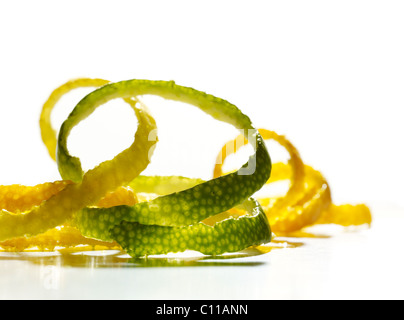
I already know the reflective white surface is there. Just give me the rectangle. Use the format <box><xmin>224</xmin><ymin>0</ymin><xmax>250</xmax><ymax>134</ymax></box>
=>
<box><xmin>1</xmin><ymin>205</ymin><xmax>403</xmax><ymax>300</ymax></box>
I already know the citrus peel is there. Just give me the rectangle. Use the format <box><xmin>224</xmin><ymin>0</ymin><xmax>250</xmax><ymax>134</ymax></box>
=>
<box><xmin>214</xmin><ymin>128</ymin><xmax>371</xmax><ymax>233</ymax></box>
<box><xmin>0</xmin><ymin>78</ymin><xmax>371</xmax><ymax>257</ymax></box>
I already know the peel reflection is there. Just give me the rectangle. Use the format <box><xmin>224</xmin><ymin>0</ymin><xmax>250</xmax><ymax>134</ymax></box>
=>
<box><xmin>0</xmin><ymin>237</ymin><xmax>304</xmax><ymax>269</ymax></box>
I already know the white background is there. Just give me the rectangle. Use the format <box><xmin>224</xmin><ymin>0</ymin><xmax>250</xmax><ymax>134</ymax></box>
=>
<box><xmin>1</xmin><ymin>0</ymin><xmax>404</xmax><ymax>301</ymax></box>
<box><xmin>0</xmin><ymin>0</ymin><xmax>403</xmax><ymax>210</ymax></box>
